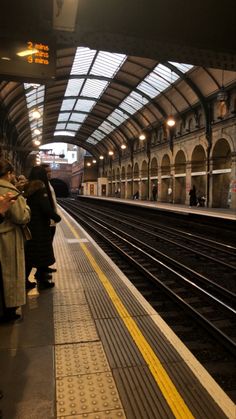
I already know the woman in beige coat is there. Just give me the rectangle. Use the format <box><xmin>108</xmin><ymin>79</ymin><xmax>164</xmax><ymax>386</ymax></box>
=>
<box><xmin>0</xmin><ymin>159</ymin><xmax>31</xmax><ymax>322</ymax></box>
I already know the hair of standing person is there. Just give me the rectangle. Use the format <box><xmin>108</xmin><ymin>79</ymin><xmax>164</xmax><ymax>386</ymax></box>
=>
<box><xmin>0</xmin><ymin>159</ymin><xmax>14</xmax><ymax>177</ymax></box>
<box><xmin>28</xmin><ymin>166</ymin><xmax>54</xmax><ymax>210</ymax></box>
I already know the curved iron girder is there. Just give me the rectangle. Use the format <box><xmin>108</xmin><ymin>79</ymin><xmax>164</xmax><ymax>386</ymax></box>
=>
<box><xmin>202</xmin><ymin>68</ymin><xmax>221</xmax><ymax>89</ymax></box>
<box><xmin>165</xmin><ymin>62</ymin><xmax>212</xmax><ymax>143</ymax></box>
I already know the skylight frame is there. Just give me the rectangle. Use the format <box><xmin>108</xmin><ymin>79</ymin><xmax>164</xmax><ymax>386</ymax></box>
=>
<box><xmin>87</xmin><ymin>62</ymin><xmax>193</xmax><ymax>143</ymax></box>
<box><xmin>55</xmin><ymin>47</ymin><xmax>127</xmax><ymax>138</ymax></box>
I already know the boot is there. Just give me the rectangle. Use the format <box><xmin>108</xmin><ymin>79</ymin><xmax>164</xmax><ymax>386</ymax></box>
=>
<box><xmin>38</xmin><ymin>281</ymin><xmax>55</xmax><ymax>290</ymax></box>
<box><xmin>25</xmin><ymin>279</ymin><xmax>36</xmax><ymax>290</ymax></box>
<box><xmin>46</xmin><ymin>267</ymin><xmax>57</xmax><ymax>273</ymax></box>
<box><xmin>34</xmin><ymin>271</ymin><xmax>52</xmax><ymax>281</ymax></box>
<box><xmin>0</xmin><ymin>307</ymin><xmax>21</xmax><ymax>322</ymax></box>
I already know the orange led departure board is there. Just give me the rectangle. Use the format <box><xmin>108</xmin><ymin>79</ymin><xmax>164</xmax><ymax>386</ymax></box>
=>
<box><xmin>0</xmin><ymin>38</ymin><xmax>56</xmax><ymax>82</ymax></box>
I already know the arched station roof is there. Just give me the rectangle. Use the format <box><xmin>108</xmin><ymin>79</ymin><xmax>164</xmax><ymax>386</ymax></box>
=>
<box><xmin>1</xmin><ymin>47</ymin><xmax>236</xmax><ymax>160</ymax></box>
<box><xmin>0</xmin><ymin>0</ymin><xmax>236</xmax><ymax>162</ymax></box>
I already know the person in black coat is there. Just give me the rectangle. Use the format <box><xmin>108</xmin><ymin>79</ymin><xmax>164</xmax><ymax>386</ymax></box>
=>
<box><xmin>24</xmin><ymin>166</ymin><xmax>61</xmax><ymax>289</ymax></box>
<box><xmin>152</xmin><ymin>184</ymin><xmax>157</xmax><ymax>201</ymax></box>
<box><xmin>189</xmin><ymin>185</ymin><xmax>197</xmax><ymax>207</ymax></box>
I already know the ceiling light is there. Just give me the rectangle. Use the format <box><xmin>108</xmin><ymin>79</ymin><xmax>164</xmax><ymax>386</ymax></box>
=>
<box><xmin>99</xmin><ymin>155</ymin><xmax>104</xmax><ymax>160</ymax></box>
<box><xmin>17</xmin><ymin>48</ymin><xmax>38</xmax><ymax>57</ymax></box>
<box><xmin>139</xmin><ymin>134</ymin><xmax>146</xmax><ymax>140</ymax></box>
<box><xmin>92</xmin><ymin>159</ymin><xmax>97</xmax><ymax>163</ymax></box>
<box><xmin>34</xmin><ymin>139</ymin><xmax>41</xmax><ymax>146</ymax></box>
<box><xmin>121</xmin><ymin>144</ymin><xmax>126</xmax><ymax>149</ymax></box>
<box><xmin>87</xmin><ymin>162</ymin><xmax>91</xmax><ymax>167</ymax></box>
<box><xmin>1</xmin><ymin>56</ymin><xmax>11</xmax><ymax>61</ymax></box>
<box><xmin>32</xmin><ymin>110</ymin><xmax>41</xmax><ymax>119</ymax></box>
<box><xmin>34</xmin><ymin>128</ymin><xmax>41</xmax><ymax>135</ymax></box>
<box><xmin>166</xmin><ymin>116</ymin><xmax>176</xmax><ymax>127</ymax></box>
<box><xmin>108</xmin><ymin>151</ymin><xmax>114</xmax><ymax>156</ymax></box>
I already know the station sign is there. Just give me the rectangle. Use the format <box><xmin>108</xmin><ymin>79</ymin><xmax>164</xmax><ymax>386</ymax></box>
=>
<box><xmin>0</xmin><ymin>38</ymin><xmax>56</xmax><ymax>82</ymax></box>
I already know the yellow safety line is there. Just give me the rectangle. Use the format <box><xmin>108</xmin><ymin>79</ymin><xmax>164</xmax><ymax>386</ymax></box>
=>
<box><xmin>62</xmin><ymin>215</ymin><xmax>195</xmax><ymax>419</ymax></box>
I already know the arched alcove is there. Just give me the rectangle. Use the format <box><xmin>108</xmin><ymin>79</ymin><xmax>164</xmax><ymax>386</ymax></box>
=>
<box><xmin>150</xmin><ymin>157</ymin><xmax>158</xmax><ymax>177</ymax></box>
<box><xmin>191</xmin><ymin>145</ymin><xmax>206</xmax><ymax>200</ymax></box>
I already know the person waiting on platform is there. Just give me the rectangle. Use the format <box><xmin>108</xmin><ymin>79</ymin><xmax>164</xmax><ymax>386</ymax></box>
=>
<box><xmin>152</xmin><ymin>184</ymin><xmax>157</xmax><ymax>201</ymax></box>
<box><xmin>133</xmin><ymin>190</ymin><xmax>139</xmax><ymax>200</ymax></box>
<box><xmin>24</xmin><ymin>166</ymin><xmax>61</xmax><ymax>290</ymax></box>
<box><xmin>0</xmin><ymin>159</ymin><xmax>31</xmax><ymax>322</ymax></box>
<box><xmin>40</xmin><ymin>163</ymin><xmax>59</xmax><ymax>274</ymax></box>
<box><xmin>189</xmin><ymin>185</ymin><xmax>197</xmax><ymax>207</ymax></box>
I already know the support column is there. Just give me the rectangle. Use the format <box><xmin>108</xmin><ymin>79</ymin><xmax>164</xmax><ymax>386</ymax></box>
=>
<box><xmin>185</xmin><ymin>161</ymin><xmax>192</xmax><ymax>205</ymax></box>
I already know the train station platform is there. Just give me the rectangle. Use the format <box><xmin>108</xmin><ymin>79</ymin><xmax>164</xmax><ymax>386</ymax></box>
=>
<box><xmin>79</xmin><ymin>195</ymin><xmax>236</xmax><ymax>221</ymax></box>
<box><xmin>0</xmin><ymin>207</ymin><xmax>235</xmax><ymax>418</ymax></box>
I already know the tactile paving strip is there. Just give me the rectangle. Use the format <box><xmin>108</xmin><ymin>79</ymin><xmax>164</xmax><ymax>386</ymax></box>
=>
<box><xmin>78</xmin><ymin>272</ymin><xmax>104</xmax><ymax>290</ymax></box>
<box><xmin>86</xmin><ymin>289</ymin><xmax>119</xmax><ymax>319</ymax></box>
<box><xmin>54</xmin><ymin>305</ymin><xmax>93</xmax><ymax>323</ymax></box>
<box><xmin>55</xmin><ymin>342</ymin><xmax>110</xmax><ymax>377</ymax></box>
<box><xmin>55</xmin><ymin>320</ymin><xmax>99</xmax><ymax>344</ymax></box>
<box><xmin>95</xmin><ymin>318</ymin><xmax>146</xmax><ymax>368</ymax></box>
<box><xmin>56</xmin><ymin>372</ymin><xmax>123</xmax><ymax>417</ymax></box>
<box><xmin>53</xmin><ymin>291</ymin><xmax>87</xmax><ymax>306</ymax></box>
<box><xmin>58</xmin><ymin>410</ymin><xmax>126</xmax><ymax>418</ymax></box>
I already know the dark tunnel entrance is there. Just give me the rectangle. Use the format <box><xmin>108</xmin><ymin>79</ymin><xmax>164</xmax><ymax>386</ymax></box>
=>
<box><xmin>51</xmin><ymin>178</ymin><xmax>69</xmax><ymax>197</ymax></box>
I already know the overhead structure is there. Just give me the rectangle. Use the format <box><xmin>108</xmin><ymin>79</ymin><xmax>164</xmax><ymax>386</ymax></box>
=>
<box><xmin>0</xmin><ymin>0</ymin><xmax>236</xmax><ymax>162</ymax></box>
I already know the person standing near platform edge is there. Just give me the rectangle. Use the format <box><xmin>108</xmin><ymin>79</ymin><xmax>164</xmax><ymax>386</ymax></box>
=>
<box><xmin>0</xmin><ymin>159</ymin><xmax>31</xmax><ymax>321</ymax></box>
<box><xmin>189</xmin><ymin>185</ymin><xmax>197</xmax><ymax>207</ymax></box>
<box><xmin>152</xmin><ymin>184</ymin><xmax>157</xmax><ymax>201</ymax></box>
<box><xmin>41</xmin><ymin>163</ymin><xmax>59</xmax><ymax>273</ymax></box>
<box><xmin>24</xmin><ymin>166</ymin><xmax>61</xmax><ymax>289</ymax></box>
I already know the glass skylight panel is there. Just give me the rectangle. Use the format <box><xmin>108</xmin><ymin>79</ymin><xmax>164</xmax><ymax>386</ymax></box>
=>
<box><xmin>71</xmin><ymin>47</ymin><xmax>97</xmax><ymax>75</ymax></box>
<box><xmin>58</xmin><ymin>112</ymin><xmax>71</xmax><ymax>122</ymax></box>
<box><xmin>138</xmin><ymin>81</ymin><xmax>159</xmax><ymax>98</ymax></box>
<box><xmin>86</xmin><ymin>137</ymin><xmax>98</xmax><ymax>145</ymax></box>
<box><xmin>24</xmin><ymin>84</ymin><xmax>45</xmax><ymax>142</ymax></box>
<box><xmin>66</xmin><ymin>122</ymin><xmax>81</xmax><ymax>131</ymax></box>
<box><xmin>108</xmin><ymin>109</ymin><xmax>129</xmax><ymax>126</ymax></box>
<box><xmin>56</xmin><ymin>123</ymin><xmax>66</xmax><ymax>130</ymax></box>
<box><xmin>24</xmin><ymin>83</ymin><xmax>41</xmax><ymax>90</ymax></box>
<box><xmin>54</xmin><ymin>131</ymin><xmax>75</xmax><ymax>137</ymax></box>
<box><xmin>91</xmin><ymin>130</ymin><xmax>106</xmax><ymax>141</ymax></box>
<box><xmin>81</xmin><ymin>79</ymin><xmax>108</xmax><ymax>99</ymax></box>
<box><xmin>90</xmin><ymin>51</ymin><xmax>126</xmax><ymax>78</ymax></box>
<box><xmin>65</xmin><ymin>79</ymin><xmax>84</xmax><ymax>96</ymax></box>
<box><xmin>155</xmin><ymin>64</ymin><xmax>178</xmax><ymax>83</ymax></box>
<box><xmin>169</xmin><ymin>62</ymin><xmax>193</xmax><ymax>73</ymax></box>
<box><xmin>99</xmin><ymin>120</ymin><xmax>114</xmax><ymax>135</ymax></box>
<box><xmin>70</xmin><ymin>112</ymin><xmax>87</xmax><ymax>123</ymax></box>
<box><xmin>120</xmin><ymin>91</ymin><xmax>148</xmax><ymax>115</ymax></box>
<box><xmin>61</xmin><ymin>98</ymin><xmax>76</xmax><ymax>111</ymax></box>
<box><xmin>75</xmin><ymin>99</ymin><xmax>95</xmax><ymax>113</ymax></box>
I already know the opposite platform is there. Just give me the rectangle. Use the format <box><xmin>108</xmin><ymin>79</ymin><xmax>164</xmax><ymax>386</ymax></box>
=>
<box><xmin>0</xmin><ymin>207</ymin><xmax>235</xmax><ymax>418</ymax></box>
<box><xmin>79</xmin><ymin>195</ymin><xmax>236</xmax><ymax>221</ymax></box>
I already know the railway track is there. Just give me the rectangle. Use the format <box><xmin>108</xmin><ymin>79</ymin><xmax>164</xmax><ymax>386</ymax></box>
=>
<box><xmin>58</xmin><ymin>198</ymin><xmax>236</xmax><ymax>402</ymax></box>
